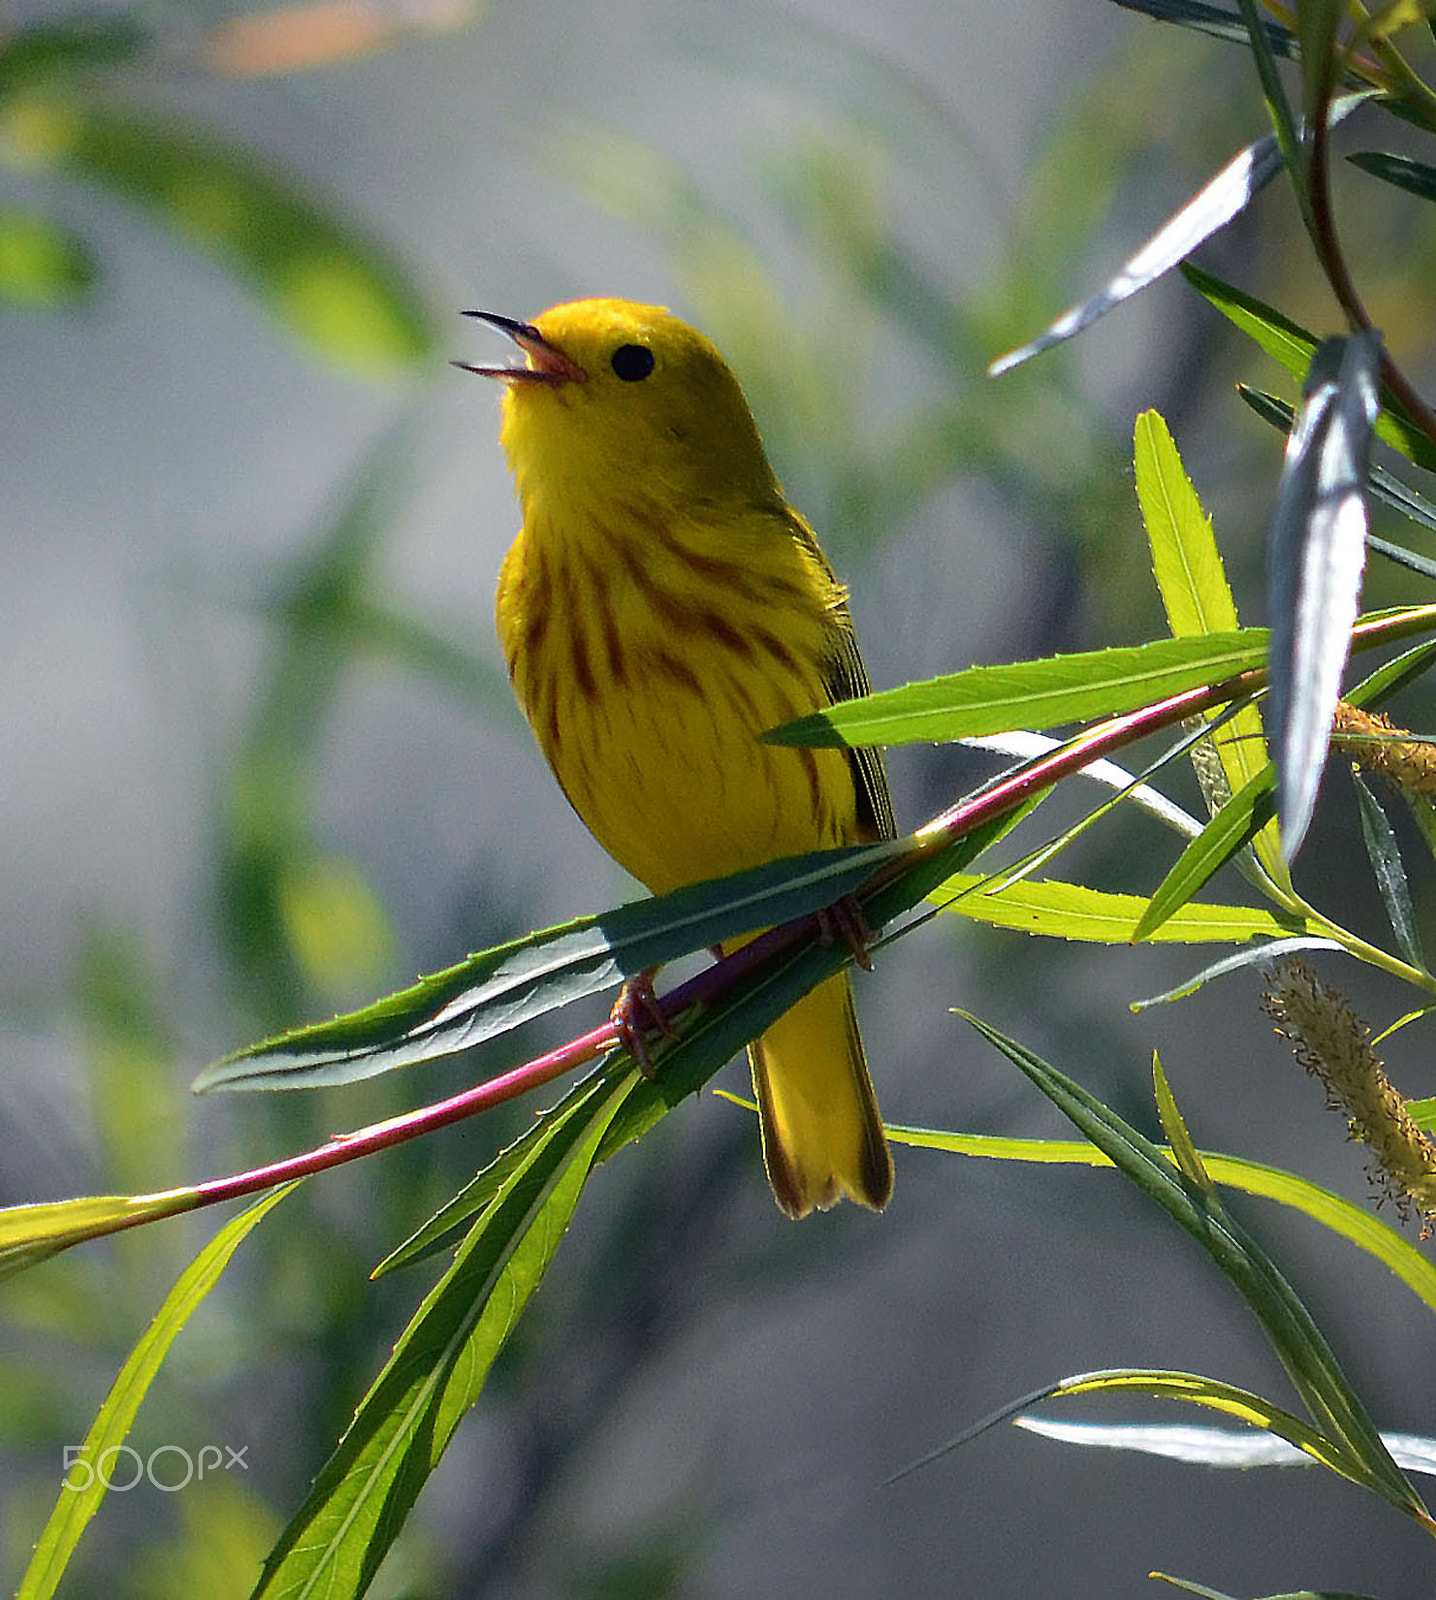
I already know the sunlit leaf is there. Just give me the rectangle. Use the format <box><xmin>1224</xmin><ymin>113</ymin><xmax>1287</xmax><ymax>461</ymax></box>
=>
<box><xmin>931</xmin><ymin>871</ymin><xmax>1304</xmax><ymax>943</ymax></box>
<box><xmin>768</xmin><ymin>631</ymin><xmax>1268</xmax><ymax>750</ymax></box>
<box><xmin>17</xmin><ymin>1184</ymin><xmax>298</xmax><ymax>1600</ymax></box>
<box><xmin>0</xmin><ymin>1190</ymin><xmax>206</xmax><ymax>1281</ymax></box>
<box><xmin>884</xmin><ymin>1122</ymin><xmax>1436</xmax><ymax>1315</ymax></box>
<box><xmin>989</xmin><ymin>131</ymin><xmax>1283</xmax><ymax>375</ymax></box>
<box><xmin>1130</xmin><ymin>935</ymin><xmax>1344</xmax><ymax>1008</ymax></box>
<box><xmin>1134</xmin><ymin>409</ymin><xmax>1285</xmax><ymax>882</ymax></box>
<box><xmin>1266</xmin><ymin>332</ymin><xmax>1382</xmax><ymax>858</ymax></box>
<box><xmin>1016</xmin><ymin>1413</ymin><xmax>1436</xmax><ymax>1477</ymax></box>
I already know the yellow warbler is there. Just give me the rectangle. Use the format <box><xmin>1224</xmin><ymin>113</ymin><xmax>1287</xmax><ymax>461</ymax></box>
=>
<box><xmin>463</xmin><ymin>298</ymin><xmax>894</xmax><ymax>1218</ymax></box>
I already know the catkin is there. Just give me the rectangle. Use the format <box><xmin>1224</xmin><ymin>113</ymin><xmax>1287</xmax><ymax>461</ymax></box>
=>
<box><xmin>1264</xmin><ymin>956</ymin><xmax>1436</xmax><ymax>1234</ymax></box>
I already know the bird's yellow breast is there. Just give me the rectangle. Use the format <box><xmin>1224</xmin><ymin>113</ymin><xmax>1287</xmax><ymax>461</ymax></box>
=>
<box><xmin>495</xmin><ymin>498</ymin><xmax>860</xmax><ymax>897</ymax></box>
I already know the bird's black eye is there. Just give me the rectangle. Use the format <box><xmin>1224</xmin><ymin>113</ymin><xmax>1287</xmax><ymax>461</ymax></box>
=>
<box><xmin>610</xmin><ymin>343</ymin><xmax>655</xmax><ymax>382</ymax></box>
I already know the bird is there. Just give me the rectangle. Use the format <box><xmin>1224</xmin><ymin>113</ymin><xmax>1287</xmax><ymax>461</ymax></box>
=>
<box><xmin>460</xmin><ymin>297</ymin><xmax>894</xmax><ymax>1218</ymax></box>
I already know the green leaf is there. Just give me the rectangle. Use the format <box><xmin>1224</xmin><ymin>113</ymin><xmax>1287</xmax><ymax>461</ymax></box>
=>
<box><xmin>883</xmin><ymin>1125</ymin><xmax>1436</xmax><ymax>1317</ymax></box>
<box><xmin>1132</xmin><ymin>762</ymin><xmax>1276</xmax><ymax>941</ymax></box>
<box><xmin>0</xmin><ymin>1189</ymin><xmax>207</xmax><ymax>1280</ymax></box>
<box><xmin>1151</xmin><ymin>1055</ymin><xmax>1214</xmax><ymax>1191</ymax></box>
<box><xmin>1137</xmin><ymin>410</ymin><xmax>1238</xmax><ymax>637</ymax></box>
<box><xmin>0</xmin><ymin>93</ymin><xmax>433</xmax><ymax>374</ymax></box>
<box><xmin>18</xmin><ymin>1183</ymin><xmax>299</xmax><ymax>1600</ymax></box>
<box><xmin>1238</xmin><ymin>382</ymin><xmax>1436</xmax><ymax>542</ymax></box>
<box><xmin>1035</xmin><ymin>1368</ymin><xmax>1357</xmax><ymax>1476</ymax></box>
<box><xmin>1351</xmin><ymin>767</ymin><xmax>1426</xmax><ymax>970</ymax></box>
<box><xmin>1017</xmin><ymin>1411</ymin><xmax>1436</xmax><ymax>1477</ymax></box>
<box><xmin>768</xmin><ymin>631</ymin><xmax>1269</xmax><ymax>750</ymax></box>
<box><xmin>1183</xmin><ymin>261</ymin><xmax>1436</xmax><ymax>472</ymax></box>
<box><xmin>1133</xmin><ymin>409</ymin><xmax>1285</xmax><ymax>882</ymax></box>
<box><xmin>0</xmin><ymin>205</ymin><xmax>95</xmax><ymax>304</ymax></box>
<box><xmin>252</xmin><ymin>1072</ymin><xmax>636</xmax><ymax>1597</ymax></box>
<box><xmin>930</xmin><ymin>871</ymin><xmax>1305</xmax><ymax>943</ymax></box>
<box><xmin>957</xmin><ymin>1012</ymin><xmax>1430</xmax><ymax>1523</ymax></box>
<box><xmin>1349</xmin><ymin>148</ymin><xmax>1436</xmax><ymax>202</ymax></box>
<box><xmin>199</xmin><ymin>837</ymin><xmax>902</xmax><ymax>1091</ymax></box>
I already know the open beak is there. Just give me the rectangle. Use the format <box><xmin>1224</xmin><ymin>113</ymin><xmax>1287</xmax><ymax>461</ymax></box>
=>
<box><xmin>453</xmin><ymin>311</ymin><xmax>587</xmax><ymax>383</ymax></box>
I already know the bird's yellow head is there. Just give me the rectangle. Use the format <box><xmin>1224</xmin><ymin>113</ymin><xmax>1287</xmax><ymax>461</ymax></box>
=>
<box><xmin>460</xmin><ymin>298</ymin><xmax>782</xmax><ymax>517</ymax></box>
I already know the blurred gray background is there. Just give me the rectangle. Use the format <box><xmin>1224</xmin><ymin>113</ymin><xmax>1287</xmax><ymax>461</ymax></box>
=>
<box><xmin>3</xmin><ymin>0</ymin><xmax>1435</xmax><ymax>1594</ymax></box>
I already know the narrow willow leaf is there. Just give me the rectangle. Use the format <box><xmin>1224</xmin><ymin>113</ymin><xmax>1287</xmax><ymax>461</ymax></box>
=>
<box><xmin>1349</xmin><ymin>149</ymin><xmax>1436</xmax><ymax>202</ymax></box>
<box><xmin>1108</xmin><ymin>0</ymin><xmax>1299</xmax><ymax>55</ymax></box>
<box><xmin>1242</xmin><ymin>382</ymin><xmax>1436</xmax><ymax>541</ymax></box>
<box><xmin>1134</xmin><ymin>409</ymin><xmax>1284</xmax><ymax>882</ymax></box>
<box><xmin>988</xmin><ymin>132</ymin><xmax>1282</xmax><ymax>376</ymax></box>
<box><xmin>1186</xmin><ymin>262</ymin><xmax>1436</xmax><ymax>472</ymax></box>
<box><xmin>0</xmin><ymin>206</ymin><xmax>95</xmax><ymax>305</ymax></box>
<box><xmin>1036</xmin><ymin>1368</ymin><xmax>1354</xmax><ymax>1477</ymax></box>
<box><xmin>962</xmin><ymin>732</ymin><xmax>1204</xmax><ymax>840</ymax></box>
<box><xmin>0</xmin><ymin>1189</ymin><xmax>206</xmax><ymax>1281</ymax></box>
<box><xmin>1351</xmin><ymin>768</ymin><xmax>1426</xmax><ymax>969</ymax></box>
<box><xmin>1234</xmin><ymin>0</ymin><xmax>1306</xmax><ymax>194</ymax></box>
<box><xmin>18</xmin><ymin>1183</ymin><xmax>299</xmax><ymax>1600</ymax></box>
<box><xmin>768</xmin><ymin>632</ymin><xmax>1268</xmax><ymax>750</ymax></box>
<box><xmin>1138</xmin><ymin>410</ymin><xmax>1238</xmax><ymax>637</ymax></box>
<box><xmin>1153</xmin><ymin>1579</ymin><xmax>1371</xmax><ymax>1600</ymax></box>
<box><xmin>884</xmin><ymin>1123</ymin><xmax>1436</xmax><ymax>1315</ymax></box>
<box><xmin>959</xmin><ymin>1011</ymin><xmax>1429</xmax><ymax>1521</ymax></box>
<box><xmin>1132</xmin><ymin>762</ymin><xmax>1275</xmax><ymax>942</ymax></box>
<box><xmin>253</xmin><ymin>1070</ymin><xmax>637</xmax><ymax>1597</ymax></box>
<box><xmin>0</xmin><ymin>94</ymin><xmax>432</xmax><ymax>374</ymax></box>
<box><xmin>1295</xmin><ymin>0</ymin><xmax>1344</xmax><ymax>123</ymax></box>
<box><xmin>932</xmin><ymin>871</ymin><xmax>1305</xmax><ymax>944</ymax></box>
<box><xmin>1152</xmin><ymin>1055</ymin><xmax>1214</xmax><ymax>1191</ymax></box>
<box><xmin>1016</xmin><ymin>1414</ymin><xmax>1436</xmax><ymax>1478</ymax></box>
<box><xmin>1267</xmin><ymin>332</ymin><xmax>1383</xmax><ymax>858</ymax></box>
<box><xmin>199</xmin><ymin>837</ymin><xmax>900</xmax><ymax>1091</ymax></box>
<box><xmin>1130</xmin><ymin>935</ymin><xmax>1344</xmax><ymax>1008</ymax></box>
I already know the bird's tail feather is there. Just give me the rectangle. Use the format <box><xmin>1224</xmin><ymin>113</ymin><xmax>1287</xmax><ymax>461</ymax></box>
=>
<box><xmin>748</xmin><ymin>972</ymin><xmax>892</xmax><ymax>1219</ymax></box>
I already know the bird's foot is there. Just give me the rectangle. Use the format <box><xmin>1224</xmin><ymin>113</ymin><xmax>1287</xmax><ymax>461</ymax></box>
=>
<box><xmin>817</xmin><ymin>895</ymin><xmax>876</xmax><ymax>972</ymax></box>
<box><xmin>611</xmin><ymin>970</ymin><xmax>677</xmax><ymax>1079</ymax></box>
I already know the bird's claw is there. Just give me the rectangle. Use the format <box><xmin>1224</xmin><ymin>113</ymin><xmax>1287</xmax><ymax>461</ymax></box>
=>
<box><xmin>611</xmin><ymin>973</ymin><xmax>677</xmax><ymax>1079</ymax></box>
<box><xmin>817</xmin><ymin>895</ymin><xmax>876</xmax><ymax>972</ymax></box>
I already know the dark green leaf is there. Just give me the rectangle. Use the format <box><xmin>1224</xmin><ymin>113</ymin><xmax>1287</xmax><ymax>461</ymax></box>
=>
<box><xmin>1238</xmin><ymin>382</ymin><xmax>1436</xmax><ymax>544</ymax></box>
<box><xmin>1132</xmin><ymin>763</ymin><xmax>1275</xmax><ymax>942</ymax></box>
<box><xmin>252</xmin><ymin>1072</ymin><xmax>636</xmax><ymax>1596</ymax></box>
<box><xmin>0</xmin><ymin>16</ymin><xmax>149</xmax><ymax>93</ymax></box>
<box><xmin>959</xmin><ymin>1012</ymin><xmax>1428</xmax><ymax>1521</ymax></box>
<box><xmin>1351</xmin><ymin>768</ymin><xmax>1425</xmax><ymax>970</ymax></box>
<box><xmin>1349</xmin><ymin>149</ymin><xmax>1436</xmax><ymax>203</ymax></box>
<box><xmin>1186</xmin><ymin>263</ymin><xmax>1436</xmax><ymax>472</ymax></box>
<box><xmin>1107</xmin><ymin>0</ymin><xmax>1299</xmax><ymax>55</ymax></box>
<box><xmin>198</xmin><ymin>837</ymin><xmax>902</xmax><ymax>1091</ymax></box>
